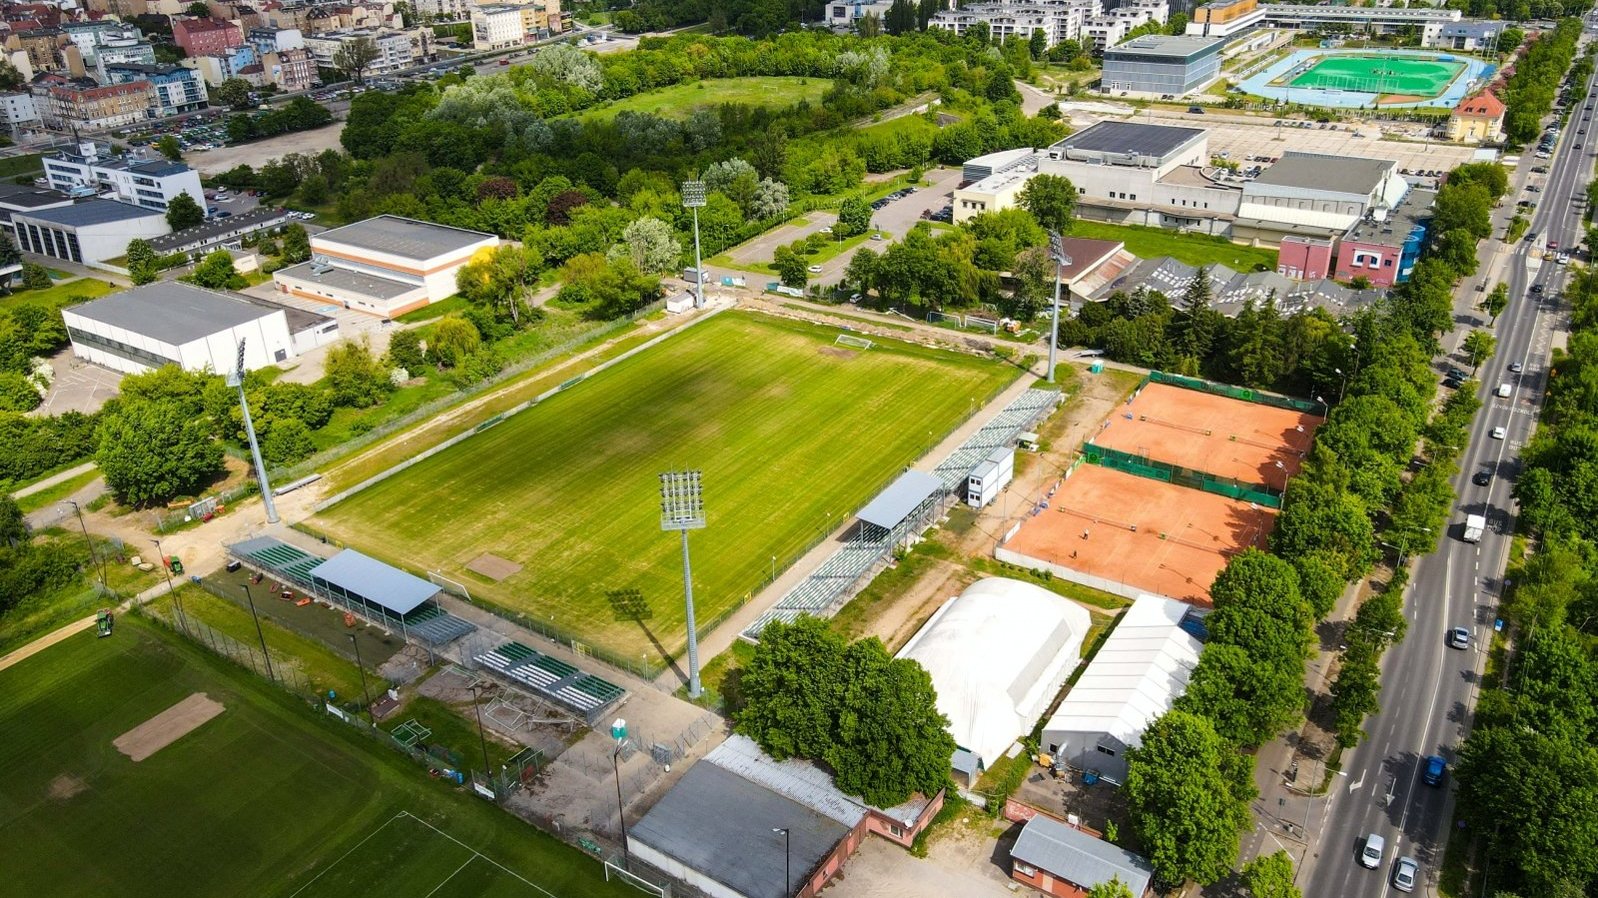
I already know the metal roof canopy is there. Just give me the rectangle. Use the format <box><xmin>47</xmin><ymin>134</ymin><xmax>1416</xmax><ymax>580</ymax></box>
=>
<box><xmin>308</xmin><ymin>549</ymin><xmax>438</xmax><ymax>616</ymax></box>
<box><xmin>857</xmin><ymin>470</ymin><xmax>943</xmax><ymax>530</ymax></box>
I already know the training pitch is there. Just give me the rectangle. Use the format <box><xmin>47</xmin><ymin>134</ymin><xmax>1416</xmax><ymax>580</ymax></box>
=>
<box><xmin>0</xmin><ymin>620</ymin><xmax>632</xmax><ymax>898</ymax></box>
<box><xmin>1287</xmin><ymin>54</ymin><xmax>1464</xmax><ymax>97</ymax></box>
<box><xmin>314</xmin><ymin>311</ymin><xmax>1015</xmax><ymax>666</ymax></box>
<box><xmin>1092</xmin><ymin>382</ymin><xmax>1320</xmax><ymax>488</ymax></box>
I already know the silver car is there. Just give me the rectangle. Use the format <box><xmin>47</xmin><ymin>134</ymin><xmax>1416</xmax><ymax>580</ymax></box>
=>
<box><xmin>1360</xmin><ymin>833</ymin><xmax>1385</xmax><ymax>869</ymax></box>
<box><xmin>1393</xmin><ymin>856</ymin><xmax>1419</xmax><ymax>892</ymax></box>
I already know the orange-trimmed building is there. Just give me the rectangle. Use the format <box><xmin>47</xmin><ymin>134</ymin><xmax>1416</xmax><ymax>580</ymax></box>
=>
<box><xmin>1447</xmin><ymin>90</ymin><xmax>1505</xmax><ymax>144</ymax></box>
<box><xmin>272</xmin><ymin>214</ymin><xmax>498</xmax><ymax>318</ymax></box>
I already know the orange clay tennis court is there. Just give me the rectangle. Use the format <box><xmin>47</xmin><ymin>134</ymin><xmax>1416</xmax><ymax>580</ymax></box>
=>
<box><xmin>1091</xmin><ymin>383</ymin><xmax>1322</xmax><ymax>487</ymax></box>
<box><xmin>1000</xmin><ymin>464</ymin><xmax>1276</xmax><ymax>604</ymax></box>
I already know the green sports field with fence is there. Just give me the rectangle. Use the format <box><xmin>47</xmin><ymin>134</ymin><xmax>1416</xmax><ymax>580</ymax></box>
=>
<box><xmin>312</xmin><ymin>310</ymin><xmax>1016</xmax><ymax>673</ymax></box>
<box><xmin>0</xmin><ymin>619</ymin><xmax>631</xmax><ymax>898</ymax></box>
<box><xmin>1288</xmin><ymin>54</ymin><xmax>1464</xmax><ymax>97</ymax></box>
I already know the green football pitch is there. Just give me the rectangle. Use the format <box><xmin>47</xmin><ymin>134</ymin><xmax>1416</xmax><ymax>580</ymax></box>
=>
<box><xmin>314</xmin><ymin>311</ymin><xmax>1016</xmax><ymax>667</ymax></box>
<box><xmin>0</xmin><ymin>620</ymin><xmax>634</xmax><ymax>898</ymax></box>
<box><xmin>1288</xmin><ymin>55</ymin><xmax>1464</xmax><ymax>97</ymax></box>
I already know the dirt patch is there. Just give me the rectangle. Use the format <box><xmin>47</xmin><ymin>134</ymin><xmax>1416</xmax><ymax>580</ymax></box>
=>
<box><xmin>818</xmin><ymin>346</ymin><xmax>857</xmax><ymax>359</ymax></box>
<box><xmin>47</xmin><ymin>774</ymin><xmax>87</xmax><ymax>801</ymax></box>
<box><xmin>467</xmin><ymin>553</ymin><xmax>523</xmax><ymax>581</ymax></box>
<box><xmin>865</xmin><ymin>559</ymin><xmax>976</xmax><ymax>652</ymax></box>
<box><xmin>113</xmin><ymin>693</ymin><xmax>225</xmax><ymax>762</ymax></box>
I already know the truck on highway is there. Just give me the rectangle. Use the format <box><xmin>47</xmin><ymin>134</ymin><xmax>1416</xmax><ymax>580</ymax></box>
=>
<box><xmin>1463</xmin><ymin>513</ymin><xmax>1487</xmax><ymax>543</ymax></box>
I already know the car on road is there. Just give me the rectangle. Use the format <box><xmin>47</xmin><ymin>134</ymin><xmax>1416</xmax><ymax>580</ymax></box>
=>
<box><xmin>870</xmin><ymin>233</ymin><xmax>885</xmax><ymax>241</ymax></box>
<box><xmin>1423</xmin><ymin>754</ymin><xmax>1448</xmax><ymax>785</ymax></box>
<box><xmin>819</xmin><ymin>226</ymin><xmax>832</xmax><ymax>234</ymax></box>
<box><xmin>806</xmin><ymin>264</ymin><xmax>822</xmax><ymax>273</ymax></box>
<box><xmin>1492</xmin><ymin>425</ymin><xmax>1508</xmax><ymax>440</ymax></box>
<box><xmin>1532</xmin><ymin>283</ymin><xmax>1545</xmax><ymax>294</ymax></box>
<box><xmin>1360</xmin><ymin>833</ymin><xmax>1386</xmax><ymax>869</ymax></box>
<box><xmin>1473</xmin><ymin>469</ymin><xmax>1493</xmax><ymax>486</ymax></box>
<box><xmin>1560</xmin><ymin>253</ymin><xmax>1573</xmax><ymax>264</ymax></box>
<box><xmin>1511</xmin><ymin>361</ymin><xmax>1524</xmax><ymax>373</ymax></box>
<box><xmin>1497</xmin><ymin>382</ymin><xmax>1513</xmax><ymax>397</ymax></box>
<box><xmin>1448</xmin><ymin>626</ymin><xmax>1472</xmax><ymax>650</ymax></box>
<box><xmin>1393</xmin><ymin>856</ymin><xmax>1419</xmax><ymax>893</ymax></box>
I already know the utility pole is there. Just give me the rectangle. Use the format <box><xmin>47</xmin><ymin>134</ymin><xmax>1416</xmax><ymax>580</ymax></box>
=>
<box><xmin>1047</xmin><ymin>231</ymin><xmax>1072</xmax><ymax>384</ymax></box>
<box><xmin>242</xmin><ymin>583</ymin><xmax>275</xmax><ymax>683</ymax></box>
<box><xmin>348</xmin><ymin>633</ymin><xmax>374</xmax><ymax>722</ymax></box>
<box><xmin>64</xmin><ymin>499</ymin><xmax>106</xmax><ymax>589</ymax></box>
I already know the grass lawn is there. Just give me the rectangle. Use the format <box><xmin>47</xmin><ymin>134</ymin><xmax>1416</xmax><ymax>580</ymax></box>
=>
<box><xmin>14</xmin><ymin>469</ymin><xmax>100</xmax><ymax>513</ymax></box>
<box><xmin>0</xmin><ymin>533</ymin><xmax>161</xmax><ymax>656</ymax></box>
<box><xmin>314</xmin><ymin>311</ymin><xmax>1016</xmax><ymax>667</ymax></box>
<box><xmin>1067</xmin><ymin>220</ymin><xmax>1279</xmax><ymax>272</ymax></box>
<box><xmin>1</xmin><ymin>277</ymin><xmax>117</xmax><ymax>312</ymax></box>
<box><xmin>580</xmin><ymin>76</ymin><xmax>830</xmax><ymax>122</ymax></box>
<box><xmin>0</xmin><ymin>618</ymin><xmax>632</xmax><ymax>898</ymax></box>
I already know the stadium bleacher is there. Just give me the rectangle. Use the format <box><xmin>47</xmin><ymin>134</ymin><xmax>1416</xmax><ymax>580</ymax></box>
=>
<box><xmin>474</xmin><ymin>640</ymin><xmax>626</xmax><ymax>721</ymax></box>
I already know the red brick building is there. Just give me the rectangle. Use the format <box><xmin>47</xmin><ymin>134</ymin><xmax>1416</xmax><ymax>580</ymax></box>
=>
<box><xmin>1011</xmin><ymin>814</ymin><xmax>1155</xmax><ymax>898</ymax></box>
<box><xmin>173</xmin><ymin>17</ymin><xmax>243</xmax><ymax>57</ymax></box>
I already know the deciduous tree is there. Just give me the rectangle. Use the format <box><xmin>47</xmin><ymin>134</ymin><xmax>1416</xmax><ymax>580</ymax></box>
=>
<box><xmin>1124</xmin><ymin>710</ymin><xmax>1253</xmax><ymax>887</ymax></box>
<box><xmin>1018</xmin><ymin>173</ymin><xmax>1076</xmax><ymax>233</ymax></box>
<box><xmin>166</xmin><ymin>191</ymin><xmax>204</xmax><ymax>231</ymax></box>
<box><xmin>96</xmin><ymin>400</ymin><xmax>223</xmax><ymax>506</ymax></box>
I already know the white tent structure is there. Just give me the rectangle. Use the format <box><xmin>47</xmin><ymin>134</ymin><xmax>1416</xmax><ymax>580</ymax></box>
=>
<box><xmin>1040</xmin><ymin>595</ymin><xmax>1203</xmax><ymax>784</ymax></box>
<box><xmin>896</xmin><ymin>578</ymin><xmax>1092</xmax><ymax>784</ymax></box>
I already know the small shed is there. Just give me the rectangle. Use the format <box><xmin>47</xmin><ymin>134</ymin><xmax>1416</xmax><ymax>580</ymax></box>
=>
<box><xmin>1010</xmin><ymin>814</ymin><xmax>1155</xmax><ymax>898</ymax></box>
<box><xmin>965</xmin><ymin>445</ymin><xmax>1014</xmax><ymax>508</ymax></box>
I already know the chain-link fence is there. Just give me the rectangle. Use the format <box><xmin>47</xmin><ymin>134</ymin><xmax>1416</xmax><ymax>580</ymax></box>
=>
<box><xmin>138</xmin><ymin>602</ymin><xmax>315</xmax><ymax>696</ymax></box>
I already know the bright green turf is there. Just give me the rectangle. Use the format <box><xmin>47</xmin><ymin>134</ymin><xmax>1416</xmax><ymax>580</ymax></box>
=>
<box><xmin>0</xmin><ymin>619</ymin><xmax>632</xmax><ymax>898</ymax></box>
<box><xmin>1288</xmin><ymin>55</ymin><xmax>1464</xmax><ymax>96</ymax></box>
<box><xmin>579</xmin><ymin>76</ymin><xmax>830</xmax><ymax>122</ymax></box>
<box><xmin>314</xmin><ymin>311</ymin><xmax>1016</xmax><ymax>665</ymax></box>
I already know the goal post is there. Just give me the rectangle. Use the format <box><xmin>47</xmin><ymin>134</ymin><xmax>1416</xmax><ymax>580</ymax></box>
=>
<box><xmin>926</xmin><ymin>310</ymin><xmax>962</xmax><ymax>327</ymax></box>
<box><xmin>835</xmin><ymin>334</ymin><xmax>874</xmax><ymax>350</ymax></box>
<box><xmin>429</xmin><ymin>571</ymin><xmax>472</xmax><ymax>602</ymax></box>
<box><xmin>964</xmin><ymin>314</ymin><xmax>999</xmax><ymax>334</ymax></box>
<box><xmin>605</xmin><ymin>856</ymin><xmax>670</xmax><ymax>897</ymax></box>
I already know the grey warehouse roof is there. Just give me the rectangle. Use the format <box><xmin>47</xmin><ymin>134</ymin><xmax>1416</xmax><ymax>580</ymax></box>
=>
<box><xmin>307</xmin><ymin>549</ymin><xmax>438</xmax><ymax>616</ymax></box>
<box><xmin>1105</xmin><ymin>34</ymin><xmax>1225</xmax><ymax>58</ymax></box>
<box><xmin>1250</xmin><ymin>152</ymin><xmax>1396</xmax><ymax>195</ymax></box>
<box><xmin>278</xmin><ymin>260</ymin><xmax>418</xmax><ymax>300</ymax></box>
<box><xmin>314</xmin><ymin>214</ymin><xmax>495</xmax><ymax>262</ymax></box>
<box><xmin>858</xmin><ymin>469</ymin><xmax>944</xmax><ymax>530</ymax></box>
<box><xmin>15</xmin><ymin>197</ymin><xmax>164</xmax><ymax>228</ymax></box>
<box><xmin>66</xmin><ymin>282</ymin><xmax>280</xmax><ymax>345</ymax></box>
<box><xmin>1052</xmin><ymin>121</ymin><xmax>1205</xmax><ymax>159</ymax></box>
<box><xmin>1011</xmin><ymin>815</ymin><xmax>1154</xmax><ymax>897</ymax></box>
<box><xmin>630</xmin><ymin>761</ymin><xmax>849</xmax><ymax>898</ymax></box>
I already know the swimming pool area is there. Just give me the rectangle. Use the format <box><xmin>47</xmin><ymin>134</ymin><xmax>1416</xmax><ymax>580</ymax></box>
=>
<box><xmin>1236</xmin><ymin>48</ymin><xmax>1495</xmax><ymax>109</ymax></box>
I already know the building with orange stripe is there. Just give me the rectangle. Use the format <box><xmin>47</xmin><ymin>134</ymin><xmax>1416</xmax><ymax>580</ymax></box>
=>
<box><xmin>272</xmin><ymin>214</ymin><xmax>499</xmax><ymax>318</ymax></box>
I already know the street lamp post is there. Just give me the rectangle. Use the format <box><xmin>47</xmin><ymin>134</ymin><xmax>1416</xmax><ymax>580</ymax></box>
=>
<box><xmin>242</xmin><ymin>583</ymin><xmax>275</xmax><ymax>683</ymax></box>
<box><xmin>1047</xmin><ymin>231</ymin><xmax>1072</xmax><ymax>384</ymax></box>
<box><xmin>467</xmin><ymin>682</ymin><xmax>492</xmax><ymax>780</ymax></box>
<box><xmin>348</xmin><ymin>633</ymin><xmax>374</xmax><ymax>722</ymax></box>
<box><xmin>64</xmin><ymin>499</ymin><xmax>107</xmax><ymax>589</ymax></box>
<box><xmin>150</xmin><ymin>537</ymin><xmax>187</xmax><ymax>635</ymax></box>
<box><xmin>612</xmin><ymin>718</ymin><xmax>631</xmax><ymax>859</ymax></box>
<box><xmin>683</xmin><ymin>180</ymin><xmax>707</xmax><ymax>309</ymax></box>
<box><xmin>773</xmin><ymin>827</ymin><xmax>791</xmax><ymax>897</ymax></box>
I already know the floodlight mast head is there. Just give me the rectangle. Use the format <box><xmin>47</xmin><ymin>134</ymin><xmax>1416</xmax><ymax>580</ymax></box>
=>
<box><xmin>681</xmin><ymin>180</ymin><xmax>707</xmax><ymax>209</ymax></box>
<box><xmin>659</xmin><ymin>470</ymin><xmax>706</xmax><ymax>531</ymax></box>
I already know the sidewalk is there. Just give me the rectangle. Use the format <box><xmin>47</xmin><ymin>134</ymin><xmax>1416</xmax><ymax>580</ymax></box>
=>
<box><xmin>11</xmin><ymin>461</ymin><xmax>95</xmax><ymax>499</ymax></box>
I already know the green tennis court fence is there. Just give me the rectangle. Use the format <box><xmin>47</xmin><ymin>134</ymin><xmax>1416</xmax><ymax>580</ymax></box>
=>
<box><xmin>1147</xmin><ymin>371</ymin><xmax>1322</xmax><ymax>415</ymax></box>
<box><xmin>1082</xmin><ymin>443</ymin><xmax>1283</xmax><ymax>509</ymax></box>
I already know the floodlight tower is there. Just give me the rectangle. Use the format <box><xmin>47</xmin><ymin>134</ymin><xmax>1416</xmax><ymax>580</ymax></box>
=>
<box><xmin>660</xmin><ymin>470</ymin><xmax>706</xmax><ymax>698</ymax></box>
<box><xmin>1047</xmin><ymin>231</ymin><xmax>1072</xmax><ymax>385</ymax></box>
<box><xmin>228</xmin><ymin>338</ymin><xmax>278</xmax><ymax>523</ymax></box>
<box><xmin>682</xmin><ymin>180</ymin><xmax>707</xmax><ymax>308</ymax></box>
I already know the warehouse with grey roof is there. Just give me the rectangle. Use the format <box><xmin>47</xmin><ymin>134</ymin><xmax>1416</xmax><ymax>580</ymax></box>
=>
<box><xmin>273</xmin><ymin>214</ymin><xmax>498</xmax><ymax>318</ymax></box>
<box><xmin>11</xmin><ymin>197</ymin><xmax>169</xmax><ymax>266</ymax></box>
<box><xmin>61</xmin><ymin>281</ymin><xmax>335</xmax><ymax>375</ymax></box>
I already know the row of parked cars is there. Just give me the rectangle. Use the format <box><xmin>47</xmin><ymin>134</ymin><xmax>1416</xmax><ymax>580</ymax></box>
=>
<box><xmin>869</xmin><ymin>186</ymin><xmax>916</xmax><ymax>212</ymax></box>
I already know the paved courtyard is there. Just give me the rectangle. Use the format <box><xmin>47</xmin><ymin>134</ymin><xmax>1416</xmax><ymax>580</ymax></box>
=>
<box><xmin>34</xmin><ymin>345</ymin><xmax>121</xmax><ymax>415</ymax></box>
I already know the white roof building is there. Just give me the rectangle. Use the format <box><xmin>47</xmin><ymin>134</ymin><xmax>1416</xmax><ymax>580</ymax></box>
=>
<box><xmin>897</xmin><ymin>578</ymin><xmax>1092</xmax><ymax>782</ymax></box>
<box><xmin>1039</xmin><ymin>595</ymin><xmax>1202</xmax><ymax>784</ymax></box>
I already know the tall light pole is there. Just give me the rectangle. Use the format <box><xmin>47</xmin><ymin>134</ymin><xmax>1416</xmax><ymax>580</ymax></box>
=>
<box><xmin>612</xmin><ymin>718</ymin><xmax>631</xmax><ymax>859</ymax></box>
<box><xmin>348</xmin><ymin>633</ymin><xmax>374</xmax><ymax>722</ymax></box>
<box><xmin>682</xmin><ymin>180</ymin><xmax>707</xmax><ymax>309</ymax></box>
<box><xmin>773</xmin><ymin>827</ymin><xmax>791</xmax><ymax>897</ymax></box>
<box><xmin>242</xmin><ymin>583</ymin><xmax>275</xmax><ymax>683</ymax></box>
<box><xmin>151</xmin><ymin>537</ymin><xmax>187</xmax><ymax>635</ymax></box>
<box><xmin>228</xmin><ymin>338</ymin><xmax>278</xmax><ymax>524</ymax></box>
<box><xmin>468</xmin><ymin>682</ymin><xmax>492</xmax><ymax>779</ymax></box>
<box><xmin>64</xmin><ymin>499</ymin><xmax>106</xmax><ymax>589</ymax></box>
<box><xmin>1047</xmin><ymin>231</ymin><xmax>1071</xmax><ymax>384</ymax></box>
<box><xmin>660</xmin><ymin>470</ymin><xmax>706</xmax><ymax>698</ymax></box>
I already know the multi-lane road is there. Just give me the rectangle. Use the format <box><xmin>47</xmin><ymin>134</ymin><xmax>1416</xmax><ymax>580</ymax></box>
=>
<box><xmin>1303</xmin><ymin>18</ymin><xmax>1598</xmax><ymax>898</ymax></box>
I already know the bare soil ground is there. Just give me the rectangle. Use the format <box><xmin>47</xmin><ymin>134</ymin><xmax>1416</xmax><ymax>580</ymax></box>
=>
<box><xmin>828</xmin><ymin>817</ymin><xmax>1019</xmax><ymax>898</ymax></box>
<box><xmin>113</xmin><ymin>692</ymin><xmax>225</xmax><ymax>762</ymax></box>
<box><xmin>47</xmin><ymin>774</ymin><xmax>86</xmax><ymax>801</ymax></box>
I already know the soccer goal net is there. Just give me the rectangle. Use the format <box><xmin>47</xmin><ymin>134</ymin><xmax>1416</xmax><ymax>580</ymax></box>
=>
<box><xmin>835</xmin><ymin>334</ymin><xmax>874</xmax><ymax>350</ymax></box>
<box><xmin>965</xmin><ymin>314</ymin><xmax>999</xmax><ymax>334</ymax></box>
<box><xmin>926</xmin><ymin>310</ymin><xmax>962</xmax><ymax>327</ymax></box>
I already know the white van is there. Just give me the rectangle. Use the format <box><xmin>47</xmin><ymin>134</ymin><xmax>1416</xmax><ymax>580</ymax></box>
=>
<box><xmin>1360</xmin><ymin>833</ymin><xmax>1386</xmax><ymax>869</ymax></box>
<box><xmin>1497</xmin><ymin>382</ymin><xmax>1513</xmax><ymax>398</ymax></box>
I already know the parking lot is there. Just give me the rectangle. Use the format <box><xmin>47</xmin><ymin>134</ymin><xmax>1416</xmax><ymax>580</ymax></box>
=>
<box><xmin>34</xmin><ymin>345</ymin><xmax>122</xmax><ymax>415</ymax></box>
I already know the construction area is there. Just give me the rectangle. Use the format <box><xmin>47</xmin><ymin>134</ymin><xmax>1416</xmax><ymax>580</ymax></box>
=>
<box><xmin>997</xmin><ymin>375</ymin><xmax>1320</xmax><ymax>604</ymax></box>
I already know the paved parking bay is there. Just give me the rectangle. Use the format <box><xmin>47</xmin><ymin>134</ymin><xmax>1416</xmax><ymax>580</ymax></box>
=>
<box><xmin>34</xmin><ymin>345</ymin><xmax>122</xmax><ymax>415</ymax></box>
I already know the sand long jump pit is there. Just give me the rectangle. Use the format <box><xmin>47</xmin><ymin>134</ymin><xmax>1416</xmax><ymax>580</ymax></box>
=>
<box><xmin>1092</xmin><ymin>382</ymin><xmax>1321</xmax><ymax>488</ymax></box>
<box><xmin>998</xmin><ymin>464</ymin><xmax>1275</xmax><ymax>605</ymax></box>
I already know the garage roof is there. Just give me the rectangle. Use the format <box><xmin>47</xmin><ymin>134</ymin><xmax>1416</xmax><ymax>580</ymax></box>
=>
<box><xmin>65</xmin><ymin>282</ymin><xmax>279</xmax><ymax>345</ymax></box>
<box><xmin>857</xmin><ymin>470</ymin><xmax>943</xmax><ymax>530</ymax></box>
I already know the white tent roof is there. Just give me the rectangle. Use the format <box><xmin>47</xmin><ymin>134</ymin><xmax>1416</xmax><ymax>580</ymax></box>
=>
<box><xmin>896</xmin><ymin>578</ymin><xmax>1092</xmax><ymax>770</ymax></box>
<box><xmin>1042</xmin><ymin>596</ymin><xmax>1202</xmax><ymax>750</ymax></box>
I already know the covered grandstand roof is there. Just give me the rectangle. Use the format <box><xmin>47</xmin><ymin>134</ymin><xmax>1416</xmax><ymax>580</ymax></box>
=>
<box><xmin>896</xmin><ymin>578</ymin><xmax>1092</xmax><ymax>769</ymax></box>
<box><xmin>1042</xmin><ymin>596</ymin><xmax>1203</xmax><ymax>751</ymax></box>
<box><xmin>858</xmin><ymin>470</ymin><xmax>943</xmax><ymax>530</ymax></box>
<box><xmin>307</xmin><ymin>549</ymin><xmax>438</xmax><ymax>616</ymax></box>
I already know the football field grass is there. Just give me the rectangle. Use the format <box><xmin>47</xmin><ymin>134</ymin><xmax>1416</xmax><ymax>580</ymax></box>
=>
<box><xmin>0</xmin><ymin>618</ymin><xmax>632</xmax><ymax>898</ymax></box>
<box><xmin>313</xmin><ymin>311</ymin><xmax>1017</xmax><ymax>667</ymax></box>
<box><xmin>1288</xmin><ymin>54</ymin><xmax>1464</xmax><ymax>97</ymax></box>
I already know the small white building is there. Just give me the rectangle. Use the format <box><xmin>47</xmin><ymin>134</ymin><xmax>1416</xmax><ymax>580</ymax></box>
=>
<box><xmin>472</xmin><ymin>4</ymin><xmax>528</xmax><ymax>49</ymax></box>
<box><xmin>273</xmin><ymin>214</ymin><xmax>499</xmax><ymax>318</ymax></box>
<box><xmin>0</xmin><ymin>92</ymin><xmax>40</xmax><ymax>134</ymax></box>
<box><xmin>61</xmin><ymin>282</ymin><xmax>317</xmax><ymax>375</ymax></box>
<box><xmin>897</xmin><ymin>578</ymin><xmax>1092</xmax><ymax>785</ymax></box>
<box><xmin>1040</xmin><ymin>595</ymin><xmax>1203</xmax><ymax>784</ymax></box>
<box><xmin>12</xmin><ymin>199</ymin><xmax>170</xmax><ymax>266</ymax></box>
<box><xmin>966</xmin><ymin>445</ymin><xmax>1014</xmax><ymax>508</ymax></box>
<box><xmin>43</xmin><ymin>143</ymin><xmax>205</xmax><ymax>213</ymax></box>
